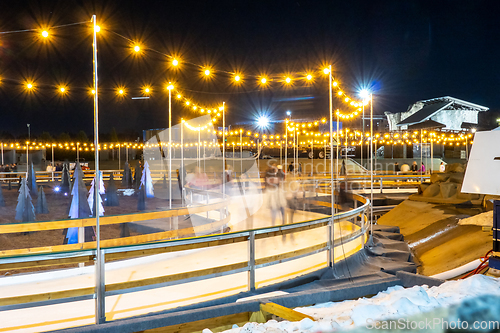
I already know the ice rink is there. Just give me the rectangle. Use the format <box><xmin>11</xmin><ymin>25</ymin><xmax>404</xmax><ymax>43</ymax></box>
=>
<box><xmin>0</xmin><ymin>185</ymin><xmax>366</xmax><ymax>332</ymax></box>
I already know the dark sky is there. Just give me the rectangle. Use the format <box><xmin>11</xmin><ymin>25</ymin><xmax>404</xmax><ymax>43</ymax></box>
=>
<box><xmin>0</xmin><ymin>0</ymin><xmax>499</xmax><ymax>137</ymax></box>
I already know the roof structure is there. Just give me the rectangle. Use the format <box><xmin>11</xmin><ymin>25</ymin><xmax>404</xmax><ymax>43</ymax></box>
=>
<box><xmin>407</xmin><ymin>119</ymin><xmax>446</xmax><ymax>130</ymax></box>
<box><xmin>397</xmin><ymin>96</ymin><xmax>489</xmax><ymax>126</ymax></box>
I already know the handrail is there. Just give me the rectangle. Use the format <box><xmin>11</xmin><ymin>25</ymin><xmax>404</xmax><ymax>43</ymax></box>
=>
<box><xmin>0</xmin><ymin>186</ymin><xmax>369</xmax><ymax>311</ymax></box>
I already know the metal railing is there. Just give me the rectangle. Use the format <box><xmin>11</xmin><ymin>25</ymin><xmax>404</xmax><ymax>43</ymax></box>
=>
<box><xmin>0</xmin><ymin>184</ymin><xmax>369</xmax><ymax>316</ymax></box>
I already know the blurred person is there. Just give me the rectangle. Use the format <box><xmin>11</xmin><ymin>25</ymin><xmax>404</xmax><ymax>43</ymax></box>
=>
<box><xmin>265</xmin><ymin>162</ymin><xmax>285</xmax><ymax>225</ymax></box>
<box><xmin>410</xmin><ymin>161</ymin><xmax>418</xmax><ymax>172</ymax></box>
<box><xmin>46</xmin><ymin>163</ymin><xmax>53</xmax><ymax>172</ymax></box>
<box><xmin>12</xmin><ymin>163</ymin><xmax>17</xmax><ymax>173</ymax></box>
<box><xmin>288</xmin><ymin>161</ymin><xmax>294</xmax><ymax>173</ymax></box>
<box><xmin>394</xmin><ymin>162</ymin><xmax>400</xmax><ymax>173</ymax></box>
<box><xmin>419</xmin><ymin>162</ymin><xmax>426</xmax><ymax>173</ymax></box>
<box><xmin>439</xmin><ymin>162</ymin><xmax>446</xmax><ymax>172</ymax></box>
<box><xmin>340</xmin><ymin>159</ymin><xmax>347</xmax><ymax>176</ymax></box>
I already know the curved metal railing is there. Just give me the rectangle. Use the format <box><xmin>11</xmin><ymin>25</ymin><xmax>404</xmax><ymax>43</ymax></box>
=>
<box><xmin>0</xmin><ymin>179</ymin><xmax>369</xmax><ymax>320</ymax></box>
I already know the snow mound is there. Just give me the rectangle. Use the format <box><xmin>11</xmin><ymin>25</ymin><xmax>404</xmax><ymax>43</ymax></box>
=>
<box><xmin>216</xmin><ymin>275</ymin><xmax>500</xmax><ymax>333</ymax></box>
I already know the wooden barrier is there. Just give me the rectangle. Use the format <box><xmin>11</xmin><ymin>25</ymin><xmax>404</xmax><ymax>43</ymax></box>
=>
<box><xmin>0</xmin><ymin>200</ymin><xmax>228</xmax><ymax>234</ymax></box>
<box><xmin>0</xmin><ymin>214</ymin><xmax>231</xmax><ymax>263</ymax></box>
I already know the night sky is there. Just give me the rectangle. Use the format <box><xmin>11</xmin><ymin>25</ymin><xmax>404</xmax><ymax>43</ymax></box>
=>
<box><xmin>0</xmin><ymin>0</ymin><xmax>499</xmax><ymax>138</ymax></box>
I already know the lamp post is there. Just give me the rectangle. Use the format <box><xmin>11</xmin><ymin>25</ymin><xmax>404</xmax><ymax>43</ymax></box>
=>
<box><xmin>92</xmin><ymin>14</ymin><xmax>105</xmax><ymax>325</ymax></box>
<box><xmin>167</xmin><ymin>84</ymin><xmax>174</xmax><ymax>209</ymax></box>
<box><xmin>361</xmin><ymin>103</ymin><xmax>364</xmax><ymax>169</ymax></box>
<box><xmin>51</xmin><ymin>144</ymin><xmax>55</xmax><ymax>181</ymax></box>
<box><xmin>327</xmin><ymin>65</ymin><xmax>334</xmax><ymax>267</ymax></box>
<box><xmin>222</xmin><ymin>102</ymin><xmax>225</xmax><ymax>196</ymax></box>
<box><xmin>181</xmin><ymin>119</ymin><xmax>184</xmax><ymax>204</ymax></box>
<box><xmin>369</xmin><ymin>93</ymin><xmax>374</xmax><ymax>237</ymax></box>
<box><xmin>240</xmin><ymin>129</ymin><xmax>243</xmax><ymax>175</ymax></box>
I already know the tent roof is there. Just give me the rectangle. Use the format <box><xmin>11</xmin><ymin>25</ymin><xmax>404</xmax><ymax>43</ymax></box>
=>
<box><xmin>397</xmin><ymin>96</ymin><xmax>489</xmax><ymax>126</ymax></box>
<box><xmin>407</xmin><ymin>119</ymin><xmax>446</xmax><ymax>130</ymax></box>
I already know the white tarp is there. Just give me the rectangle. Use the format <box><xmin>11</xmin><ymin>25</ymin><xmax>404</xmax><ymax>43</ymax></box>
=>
<box><xmin>462</xmin><ymin>130</ymin><xmax>500</xmax><ymax>195</ymax></box>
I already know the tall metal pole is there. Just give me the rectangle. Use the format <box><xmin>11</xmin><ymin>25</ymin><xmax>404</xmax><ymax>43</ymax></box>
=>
<box><xmin>336</xmin><ymin>113</ymin><xmax>339</xmax><ymax>178</ymax></box>
<box><xmin>280</xmin><ymin>140</ymin><xmax>282</xmax><ymax>168</ymax></box>
<box><xmin>361</xmin><ymin>104</ymin><xmax>364</xmax><ymax>168</ymax></box>
<box><xmin>92</xmin><ymin>14</ymin><xmax>105</xmax><ymax>324</ymax></box>
<box><xmin>420</xmin><ymin>129</ymin><xmax>423</xmax><ymax>182</ymax></box>
<box><xmin>26</xmin><ymin>144</ymin><xmax>29</xmax><ymax>177</ymax></box>
<box><xmin>1</xmin><ymin>143</ymin><xmax>3</xmax><ymax>165</ymax></box>
<box><xmin>370</xmin><ymin>94</ymin><xmax>374</xmax><ymax>237</ymax></box>
<box><xmin>285</xmin><ymin>126</ymin><xmax>288</xmax><ymax>173</ymax></box>
<box><xmin>240</xmin><ymin>130</ymin><xmax>243</xmax><ymax>175</ymax></box>
<box><xmin>311</xmin><ymin>138</ymin><xmax>314</xmax><ymax>177</ymax></box>
<box><xmin>328</xmin><ymin>65</ymin><xmax>335</xmax><ymax>267</ymax></box>
<box><xmin>181</xmin><ymin>121</ymin><xmax>184</xmax><ymax>204</ymax></box>
<box><xmin>222</xmin><ymin>102</ymin><xmax>225</xmax><ymax>196</ymax></box>
<box><xmin>51</xmin><ymin>145</ymin><xmax>54</xmax><ymax>181</ymax></box>
<box><xmin>293</xmin><ymin>128</ymin><xmax>296</xmax><ymax>174</ymax></box>
<box><xmin>77</xmin><ymin>143</ymin><xmax>79</xmax><ymax>163</ymax></box>
<box><xmin>118</xmin><ymin>145</ymin><xmax>121</xmax><ymax>170</ymax></box>
<box><xmin>169</xmin><ymin>89</ymin><xmax>172</xmax><ymax>209</ymax></box>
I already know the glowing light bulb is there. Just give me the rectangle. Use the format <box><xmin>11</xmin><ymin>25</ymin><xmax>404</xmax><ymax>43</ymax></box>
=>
<box><xmin>177</xmin><ymin>94</ymin><xmax>181</xmax><ymax>99</ymax></box>
<box><xmin>41</xmin><ymin>31</ymin><xmax>49</xmax><ymax>38</ymax></box>
<box><xmin>172</xmin><ymin>59</ymin><xmax>179</xmax><ymax>66</ymax></box>
<box><xmin>306</xmin><ymin>74</ymin><xmax>313</xmax><ymax>80</ymax></box>
<box><xmin>234</xmin><ymin>75</ymin><xmax>240</xmax><ymax>82</ymax></box>
<box><xmin>204</xmin><ymin>69</ymin><xmax>210</xmax><ymax>76</ymax></box>
<box><xmin>26</xmin><ymin>83</ymin><xmax>33</xmax><ymax>89</ymax></box>
<box><xmin>323</xmin><ymin>68</ymin><xmax>330</xmax><ymax>74</ymax></box>
<box><xmin>59</xmin><ymin>87</ymin><xmax>66</xmax><ymax>93</ymax></box>
<box><xmin>94</xmin><ymin>25</ymin><xmax>101</xmax><ymax>33</ymax></box>
<box><xmin>145</xmin><ymin>88</ymin><xmax>150</xmax><ymax>93</ymax></box>
<box><xmin>134</xmin><ymin>45</ymin><xmax>140</xmax><ymax>52</ymax></box>
<box><xmin>119</xmin><ymin>89</ymin><xmax>124</xmax><ymax>95</ymax></box>
<box><xmin>261</xmin><ymin>77</ymin><xmax>267</xmax><ymax>84</ymax></box>
<box><xmin>285</xmin><ymin>77</ymin><xmax>291</xmax><ymax>84</ymax></box>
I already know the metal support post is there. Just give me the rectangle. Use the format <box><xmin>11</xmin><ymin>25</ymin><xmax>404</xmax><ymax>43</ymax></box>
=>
<box><xmin>92</xmin><ymin>14</ymin><xmax>105</xmax><ymax>325</ymax></box>
<box><xmin>248</xmin><ymin>231</ymin><xmax>256</xmax><ymax>291</ymax></box>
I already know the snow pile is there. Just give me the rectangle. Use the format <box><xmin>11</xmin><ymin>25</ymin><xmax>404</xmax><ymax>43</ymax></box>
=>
<box><xmin>215</xmin><ymin>275</ymin><xmax>500</xmax><ymax>333</ymax></box>
<box><xmin>458</xmin><ymin>210</ymin><xmax>493</xmax><ymax>227</ymax></box>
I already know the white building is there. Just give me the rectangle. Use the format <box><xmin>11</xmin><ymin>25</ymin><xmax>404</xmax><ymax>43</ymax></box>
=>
<box><xmin>385</xmin><ymin>96</ymin><xmax>488</xmax><ymax>131</ymax></box>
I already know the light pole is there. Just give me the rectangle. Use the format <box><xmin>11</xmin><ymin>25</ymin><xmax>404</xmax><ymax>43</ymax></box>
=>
<box><xmin>92</xmin><ymin>14</ymin><xmax>105</xmax><ymax>325</ymax></box>
<box><xmin>361</xmin><ymin>103</ymin><xmax>364</xmax><ymax>168</ymax></box>
<box><xmin>369</xmin><ymin>93</ymin><xmax>374</xmax><ymax>238</ymax></box>
<box><xmin>51</xmin><ymin>144</ymin><xmax>55</xmax><ymax>181</ymax></box>
<box><xmin>240</xmin><ymin>129</ymin><xmax>243</xmax><ymax>175</ymax></box>
<box><xmin>167</xmin><ymin>84</ymin><xmax>174</xmax><ymax>209</ymax></box>
<box><xmin>27</xmin><ymin>124</ymin><xmax>30</xmax><ymax>175</ymax></box>
<box><xmin>222</xmin><ymin>102</ymin><xmax>226</xmax><ymax>196</ymax></box>
<box><xmin>181</xmin><ymin>119</ymin><xmax>185</xmax><ymax>204</ymax></box>
<box><xmin>326</xmin><ymin>65</ymin><xmax>334</xmax><ymax>267</ymax></box>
